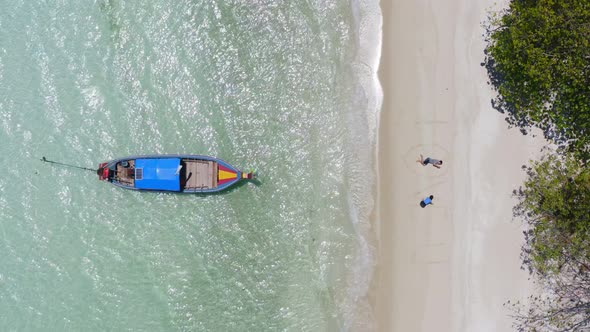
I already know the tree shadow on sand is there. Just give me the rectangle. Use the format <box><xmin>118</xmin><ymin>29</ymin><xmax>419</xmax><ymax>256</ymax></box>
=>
<box><xmin>481</xmin><ymin>19</ymin><xmax>575</xmax><ymax>154</ymax></box>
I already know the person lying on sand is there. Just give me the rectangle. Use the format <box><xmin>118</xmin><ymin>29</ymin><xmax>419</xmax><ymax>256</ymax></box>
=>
<box><xmin>420</xmin><ymin>195</ymin><xmax>434</xmax><ymax>208</ymax></box>
<box><xmin>417</xmin><ymin>154</ymin><xmax>443</xmax><ymax>168</ymax></box>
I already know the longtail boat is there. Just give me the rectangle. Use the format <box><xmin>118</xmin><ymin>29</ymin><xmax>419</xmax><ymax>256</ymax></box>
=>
<box><xmin>96</xmin><ymin>155</ymin><xmax>255</xmax><ymax>193</ymax></box>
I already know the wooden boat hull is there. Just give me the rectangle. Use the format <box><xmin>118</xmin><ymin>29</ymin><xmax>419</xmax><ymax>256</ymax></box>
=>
<box><xmin>98</xmin><ymin>154</ymin><xmax>253</xmax><ymax>193</ymax></box>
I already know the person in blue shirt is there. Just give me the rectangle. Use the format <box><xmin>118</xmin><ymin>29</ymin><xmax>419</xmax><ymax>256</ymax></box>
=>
<box><xmin>420</xmin><ymin>195</ymin><xmax>434</xmax><ymax>208</ymax></box>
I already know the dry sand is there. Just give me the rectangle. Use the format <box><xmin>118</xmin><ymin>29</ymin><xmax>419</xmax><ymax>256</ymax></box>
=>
<box><xmin>373</xmin><ymin>0</ymin><xmax>547</xmax><ymax>331</ymax></box>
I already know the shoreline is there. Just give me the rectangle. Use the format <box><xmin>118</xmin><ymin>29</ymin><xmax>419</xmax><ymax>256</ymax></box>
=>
<box><xmin>372</xmin><ymin>0</ymin><xmax>547</xmax><ymax>330</ymax></box>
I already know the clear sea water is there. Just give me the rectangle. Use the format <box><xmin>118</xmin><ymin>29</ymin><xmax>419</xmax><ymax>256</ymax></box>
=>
<box><xmin>0</xmin><ymin>0</ymin><xmax>382</xmax><ymax>330</ymax></box>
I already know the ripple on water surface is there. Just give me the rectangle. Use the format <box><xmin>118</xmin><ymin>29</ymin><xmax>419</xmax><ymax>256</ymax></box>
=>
<box><xmin>0</xmin><ymin>0</ymin><xmax>381</xmax><ymax>330</ymax></box>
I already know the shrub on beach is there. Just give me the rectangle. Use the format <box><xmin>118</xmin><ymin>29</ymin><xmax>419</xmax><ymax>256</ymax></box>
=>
<box><xmin>484</xmin><ymin>0</ymin><xmax>590</xmax><ymax>159</ymax></box>
<box><xmin>511</xmin><ymin>152</ymin><xmax>590</xmax><ymax>331</ymax></box>
<box><xmin>514</xmin><ymin>153</ymin><xmax>590</xmax><ymax>277</ymax></box>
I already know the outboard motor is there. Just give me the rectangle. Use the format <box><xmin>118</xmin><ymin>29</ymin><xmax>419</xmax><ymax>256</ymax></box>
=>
<box><xmin>97</xmin><ymin>162</ymin><xmax>110</xmax><ymax>181</ymax></box>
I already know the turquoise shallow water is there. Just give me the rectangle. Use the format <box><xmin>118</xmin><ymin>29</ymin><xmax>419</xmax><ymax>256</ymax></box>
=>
<box><xmin>0</xmin><ymin>0</ymin><xmax>381</xmax><ymax>330</ymax></box>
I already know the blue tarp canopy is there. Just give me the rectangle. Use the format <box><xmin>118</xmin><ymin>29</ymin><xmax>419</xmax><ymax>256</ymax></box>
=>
<box><xmin>135</xmin><ymin>158</ymin><xmax>181</xmax><ymax>191</ymax></box>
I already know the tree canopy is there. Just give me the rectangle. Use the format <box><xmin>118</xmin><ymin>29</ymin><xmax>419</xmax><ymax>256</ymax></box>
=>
<box><xmin>514</xmin><ymin>153</ymin><xmax>590</xmax><ymax>277</ymax></box>
<box><xmin>485</xmin><ymin>0</ymin><xmax>590</xmax><ymax>158</ymax></box>
<box><xmin>511</xmin><ymin>152</ymin><xmax>590</xmax><ymax>331</ymax></box>
<box><xmin>485</xmin><ymin>1</ymin><xmax>590</xmax><ymax>330</ymax></box>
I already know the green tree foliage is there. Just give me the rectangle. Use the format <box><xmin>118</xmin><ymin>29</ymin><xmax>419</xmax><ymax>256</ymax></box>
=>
<box><xmin>511</xmin><ymin>152</ymin><xmax>590</xmax><ymax>331</ymax></box>
<box><xmin>515</xmin><ymin>153</ymin><xmax>590</xmax><ymax>276</ymax></box>
<box><xmin>485</xmin><ymin>0</ymin><xmax>590</xmax><ymax>158</ymax></box>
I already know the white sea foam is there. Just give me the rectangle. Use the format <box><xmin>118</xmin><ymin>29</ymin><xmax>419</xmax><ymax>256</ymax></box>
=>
<box><xmin>337</xmin><ymin>0</ymin><xmax>383</xmax><ymax>330</ymax></box>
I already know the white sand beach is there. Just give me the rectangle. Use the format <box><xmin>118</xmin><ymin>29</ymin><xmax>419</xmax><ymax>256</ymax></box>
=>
<box><xmin>373</xmin><ymin>0</ymin><xmax>547</xmax><ymax>331</ymax></box>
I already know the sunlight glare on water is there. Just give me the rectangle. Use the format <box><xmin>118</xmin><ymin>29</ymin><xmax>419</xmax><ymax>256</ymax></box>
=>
<box><xmin>0</xmin><ymin>0</ymin><xmax>382</xmax><ymax>330</ymax></box>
